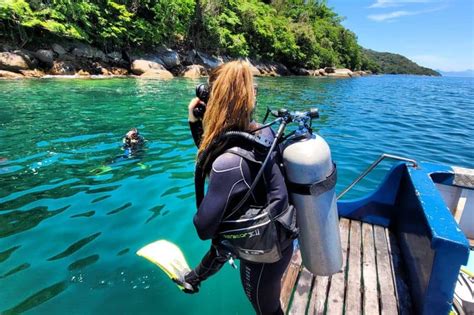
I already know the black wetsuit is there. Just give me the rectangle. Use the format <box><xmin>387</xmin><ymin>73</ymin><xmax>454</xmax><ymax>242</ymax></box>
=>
<box><xmin>186</xmin><ymin>121</ymin><xmax>294</xmax><ymax>315</ymax></box>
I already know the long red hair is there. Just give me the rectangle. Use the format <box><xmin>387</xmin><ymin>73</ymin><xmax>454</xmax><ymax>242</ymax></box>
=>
<box><xmin>198</xmin><ymin>60</ymin><xmax>255</xmax><ymax>155</ymax></box>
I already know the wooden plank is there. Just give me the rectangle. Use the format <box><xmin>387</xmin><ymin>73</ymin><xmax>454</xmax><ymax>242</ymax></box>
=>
<box><xmin>280</xmin><ymin>249</ymin><xmax>302</xmax><ymax>312</ymax></box>
<box><xmin>326</xmin><ymin>218</ymin><xmax>350</xmax><ymax>315</ymax></box>
<box><xmin>362</xmin><ymin>223</ymin><xmax>379</xmax><ymax>314</ymax></box>
<box><xmin>346</xmin><ymin>220</ymin><xmax>362</xmax><ymax>315</ymax></box>
<box><xmin>374</xmin><ymin>225</ymin><xmax>398</xmax><ymax>314</ymax></box>
<box><xmin>288</xmin><ymin>267</ymin><xmax>314</xmax><ymax>315</ymax></box>
<box><xmin>307</xmin><ymin>275</ymin><xmax>330</xmax><ymax>315</ymax></box>
<box><xmin>386</xmin><ymin>229</ymin><xmax>413</xmax><ymax>315</ymax></box>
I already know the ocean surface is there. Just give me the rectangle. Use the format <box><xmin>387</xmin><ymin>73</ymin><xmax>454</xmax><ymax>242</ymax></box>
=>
<box><xmin>0</xmin><ymin>75</ymin><xmax>473</xmax><ymax>314</ymax></box>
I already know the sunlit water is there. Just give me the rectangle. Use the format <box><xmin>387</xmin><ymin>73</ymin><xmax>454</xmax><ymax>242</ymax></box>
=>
<box><xmin>0</xmin><ymin>75</ymin><xmax>473</xmax><ymax>314</ymax></box>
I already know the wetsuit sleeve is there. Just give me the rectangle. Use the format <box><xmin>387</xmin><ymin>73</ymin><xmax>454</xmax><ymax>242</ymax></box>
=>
<box><xmin>189</xmin><ymin>120</ymin><xmax>203</xmax><ymax>147</ymax></box>
<box><xmin>193</xmin><ymin>153</ymin><xmax>249</xmax><ymax>240</ymax></box>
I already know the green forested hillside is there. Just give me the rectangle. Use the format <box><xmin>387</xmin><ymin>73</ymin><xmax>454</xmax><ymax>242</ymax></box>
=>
<box><xmin>0</xmin><ymin>0</ymin><xmax>438</xmax><ymax>75</ymax></box>
<box><xmin>363</xmin><ymin>49</ymin><xmax>440</xmax><ymax>76</ymax></box>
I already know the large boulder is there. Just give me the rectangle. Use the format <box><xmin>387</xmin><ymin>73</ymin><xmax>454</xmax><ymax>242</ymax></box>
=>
<box><xmin>49</xmin><ymin>60</ymin><xmax>76</xmax><ymax>75</ymax></box>
<box><xmin>293</xmin><ymin>68</ymin><xmax>312</xmax><ymax>76</ymax></box>
<box><xmin>0</xmin><ymin>70</ymin><xmax>23</xmax><ymax>78</ymax></box>
<box><xmin>52</xmin><ymin>43</ymin><xmax>67</xmax><ymax>56</ymax></box>
<box><xmin>324</xmin><ymin>66</ymin><xmax>336</xmax><ymax>74</ymax></box>
<box><xmin>72</xmin><ymin>46</ymin><xmax>106</xmax><ymax>61</ymax></box>
<box><xmin>195</xmin><ymin>51</ymin><xmax>223</xmax><ymax>69</ymax></box>
<box><xmin>110</xmin><ymin>67</ymin><xmax>128</xmax><ymax>76</ymax></box>
<box><xmin>131</xmin><ymin>59</ymin><xmax>165</xmax><ymax>75</ymax></box>
<box><xmin>328</xmin><ymin>68</ymin><xmax>353</xmax><ymax>78</ymax></box>
<box><xmin>0</xmin><ymin>52</ymin><xmax>31</xmax><ymax>72</ymax></box>
<box><xmin>140</xmin><ymin>69</ymin><xmax>173</xmax><ymax>79</ymax></box>
<box><xmin>107</xmin><ymin>51</ymin><xmax>122</xmax><ymax>61</ymax></box>
<box><xmin>184</xmin><ymin>50</ymin><xmax>197</xmax><ymax>65</ymax></box>
<box><xmin>34</xmin><ymin>49</ymin><xmax>54</xmax><ymax>67</ymax></box>
<box><xmin>181</xmin><ymin>65</ymin><xmax>207</xmax><ymax>79</ymax></box>
<box><xmin>158</xmin><ymin>50</ymin><xmax>180</xmax><ymax>69</ymax></box>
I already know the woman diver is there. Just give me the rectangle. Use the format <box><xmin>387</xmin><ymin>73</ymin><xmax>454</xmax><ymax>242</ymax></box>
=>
<box><xmin>184</xmin><ymin>60</ymin><xmax>297</xmax><ymax>315</ymax></box>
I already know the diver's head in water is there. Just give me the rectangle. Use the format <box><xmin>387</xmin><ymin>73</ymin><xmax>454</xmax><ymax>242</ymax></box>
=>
<box><xmin>199</xmin><ymin>60</ymin><xmax>256</xmax><ymax>155</ymax></box>
<box><xmin>123</xmin><ymin>128</ymin><xmax>145</xmax><ymax>157</ymax></box>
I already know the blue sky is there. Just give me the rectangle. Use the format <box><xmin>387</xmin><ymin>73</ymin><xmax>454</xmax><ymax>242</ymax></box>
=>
<box><xmin>328</xmin><ymin>0</ymin><xmax>474</xmax><ymax>71</ymax></box>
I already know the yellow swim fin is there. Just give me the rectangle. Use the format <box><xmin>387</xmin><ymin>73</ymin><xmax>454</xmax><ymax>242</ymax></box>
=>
<box><xmin>137</xmin><ymin>240</ymin><xmax>192</xmax><ymax>291</ymax></box>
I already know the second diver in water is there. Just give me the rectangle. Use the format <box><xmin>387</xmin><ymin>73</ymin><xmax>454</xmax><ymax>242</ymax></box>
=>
<box><xmin>122</xmin><ymin>128</ymin><xmax>145</xmax><ymax>157</ymax></box>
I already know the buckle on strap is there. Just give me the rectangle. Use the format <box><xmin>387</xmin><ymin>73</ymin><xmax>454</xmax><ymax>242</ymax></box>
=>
<box><xmin>286</xmin><ymin>163</ymin><xmax>337</xmax><ymax>196</ymax></box>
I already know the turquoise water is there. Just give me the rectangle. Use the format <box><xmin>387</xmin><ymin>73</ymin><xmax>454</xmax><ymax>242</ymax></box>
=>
<box><xmin>0</xmin><ymin>75</ymin><xmax>473</xmax><ymax>314</ymax></box>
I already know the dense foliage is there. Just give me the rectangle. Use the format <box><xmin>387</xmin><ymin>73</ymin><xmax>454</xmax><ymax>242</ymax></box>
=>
<box><xmin>0</xmin><ymin>0</ymin><xmax>439</xmax><ymax>74</ymax></box>
<box><xmin>0</xmin><ymin>0</ymin><xmax>367</xmax><ymax>69</ymax></box>
<box><xmin>363</xmin><ymin>49</ymin><xmax>440</xmax><ymax>76</ymax></box>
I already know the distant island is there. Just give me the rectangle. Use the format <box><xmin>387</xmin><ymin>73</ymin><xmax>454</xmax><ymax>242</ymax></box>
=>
<box><xmin>437</xmin><ymin>69</ymin><xmax>474</xmax><ymax>77</ymax></box>
<box><xmin>363</xmin><ymin>49</ymin><xmax>441</xmax><ymax>76</ymax></box>
<box><xmin>0</xmin><ymin>0</ymin><xmax>439</xmax><ymax>78</ymax></box>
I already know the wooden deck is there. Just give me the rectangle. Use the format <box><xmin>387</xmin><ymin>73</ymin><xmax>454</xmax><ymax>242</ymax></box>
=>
<box><xmin>280</xmin><ymin>218</ymin><xmax>413</xmax><ymax>315</ymax></box>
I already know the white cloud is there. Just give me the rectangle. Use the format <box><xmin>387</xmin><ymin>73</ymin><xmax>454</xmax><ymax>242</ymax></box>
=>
<box><xmin>369</xmin><ymin>0</ymin><xmax>431</xmax><ymax>8</ymax></box>
<box><xmin>368</xmin><ymin>10</ymin><xmax>415</xmax><ymax>21</ymax></box>
<box><xmin>368</xmin><ymin>5</ymin><xmax>445</xmax><ymax>22</ymax></box>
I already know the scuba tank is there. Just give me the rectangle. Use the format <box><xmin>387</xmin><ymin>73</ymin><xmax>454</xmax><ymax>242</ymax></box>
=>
<box><xmin>280</xmin><ymin>109</ymin><xmax>343</xmax><ymax>276</ymax></box>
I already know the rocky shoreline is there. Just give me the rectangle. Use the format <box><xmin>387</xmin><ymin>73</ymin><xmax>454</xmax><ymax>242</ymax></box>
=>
<box><xmin>0</xmin><ymin>42</ymin><xmax>372</xmax><ymax>79</ymax></box>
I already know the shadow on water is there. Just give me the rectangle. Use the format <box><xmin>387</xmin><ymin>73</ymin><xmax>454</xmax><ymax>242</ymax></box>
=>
<box><xmin>0</xmin><ymin>206</ymin><xmax>68</xmax><ymax>238</ymax></box>
<box><xmin>67</xmin><ymin>254</ymin><xmax>100</xmax><ymax>271</ymax></box>
<box><xmin>47</xmin><ymin>232</ymin><xmax>101</xmax><ymax>261</ymax></box>
<box><xmin>1</xmin><ymin>281</ymin><xmax>68</xmax><ymax>315</ymax></box>
<box><xmin>0</xmin><ymin>262</ymin><xmax>31</xmax><ymax>279</ymax></box>
<box><xmin>70</xmin><ymin>210</ymin><xmax>95</xmax><ymax>218</ymax></box>
<box><xmin>106</xmin><ymin>202</ymin><xmax>132</xmax><ymax>215</ymax></box>
<box><xmin>145</xmin><ymin>204</ymin><xmax>165</xmax><ymax>223</ymax></box>
<box><xmin>0</xmin><ymin>245</ymin><xmax>21</xmax><ymax>263</ymax></box>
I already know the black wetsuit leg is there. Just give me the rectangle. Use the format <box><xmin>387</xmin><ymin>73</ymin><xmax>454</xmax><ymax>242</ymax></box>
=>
<box><xmin>239</xmin><ymin>244</ymin><xmax>294</xmax><ymax>315</ymax></box>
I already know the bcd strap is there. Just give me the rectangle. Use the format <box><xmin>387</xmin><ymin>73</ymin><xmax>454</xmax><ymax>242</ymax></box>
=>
<box><xmin>286</xmin><ymin>163</ymin><xmax>337</xmax><ymax>196</ymax></box>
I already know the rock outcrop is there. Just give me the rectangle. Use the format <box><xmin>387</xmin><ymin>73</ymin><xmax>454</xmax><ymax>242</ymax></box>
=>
<box><xmin>0</xmin><ymin>41</ymin><xmax>373</xmax><ymax>79</ymax></box>
<box><xmin>327</xmin><ymin>68</ymin><xmax>353</xmax><ymax>77</ymax></box>
<box><xmin>131</xmin><ymin>59</ymin><xmax>165</xmax><ymax>75</ymax></box>
<box><xmin>0</xmin><ymin>70</ymin><xmax>23</xmax><ymax>78</ymax></box>
<box><xmin>182</xmin><ymin>65</ymin><xmax>207</xmax><ymax>79</ymax></box>
<box><xmin>49</xmin><ymin>60</ymin><xmax>76</xmax><ymax>75</ymax></box>
<box><xmin>158</xmin><ymin>50</ymin><xmax>181</xmax><ymax>69</ymax></box>
<box><xmin>0</xmin><ymin>52</ymin><xmax>31</xmax><ymax>72</ymax></box>
<box><xmin>34</xmin><ymin>49</ymin><xmax>54</xmax><ymax>67</ymax></box>
<box><xmin>52</xmin><ymin>44</ymin><xmax>67</xmax><ymax>56</ymax></box>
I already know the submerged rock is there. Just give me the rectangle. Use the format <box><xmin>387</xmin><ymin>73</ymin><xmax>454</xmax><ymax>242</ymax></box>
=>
<box><xmin>140</xmin><ymin>69</ymin><xmax>173</xmax><ymax>79</ymax></box>
<box><xmin>0</xmin><ymin>52</ymin><xmax>31</xmax><ymax>72</ymax></box>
